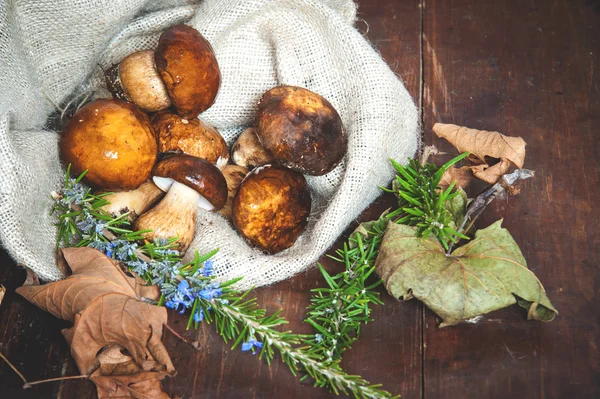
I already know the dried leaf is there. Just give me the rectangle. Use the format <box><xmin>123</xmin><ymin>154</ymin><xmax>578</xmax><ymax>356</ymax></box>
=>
<box><xmin>439</xmin><ymin>166</ymin><xmax>474</xmax><ymax>189</ymax></box>
<box><xmin>0</xmin><ymin>285</ymin><xmax>5</xmax><ymax>306</ymax></box>
<box><xmin>375</xmin><ymin>221</ymin><xmax>557</xmax><ymax>327</ymax></box>
<box><xmin>91</xmin><ymin>345</ymin><xmax>171</xmax><ymax>399</ymax></box>
<box><xmin>20</xmin><ymin>265</ymin><xmax>40</xmax><ymax>286</ymax></box>
<box><xmin>16</xmin><ymin>247</ymin><xmax>174</xmax><ymax>398</ymax></box>
<box><xmin>433</xmin><ymin>123</ymin><xmax>526</xmax><ymax>168</ymax></box>
<box><xmin>91</xmin><ymin>370</ymin><xmax>171</xmax><ymax>399</ymax></box>
<box><xmin>471</xmin><ymin>158</ymin><xmax>511</xmax><ymax>184</ymax></box>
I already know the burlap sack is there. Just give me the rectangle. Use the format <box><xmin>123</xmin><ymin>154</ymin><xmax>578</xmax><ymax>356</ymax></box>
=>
<box><xmin>0</xmin><ymin>0</ymin><xmax>418</xmax><ymax>289</ymax></box>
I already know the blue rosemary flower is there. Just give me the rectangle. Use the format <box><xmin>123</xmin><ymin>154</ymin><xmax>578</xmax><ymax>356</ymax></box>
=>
<box><xmin>127</xmin><ymin>260</ymin><xmax>149</xmax><ymax>275</ymax></box>
<box><xmin>76</xmin><ymin>217</ymin><xmax>95</xmax><ymax>233</ymax></box>
<box><xmin>315</xmin><ymin>334</ymin><xmax>324</xmax><ymax>343</ymax></box>
<box><xmin>61</xmin><ymin>182</ymin><xmax>87</xmax><ymax>205</ymax></box>
<box><xmin>95</xmin><ymin>222</ymin><xmax>107</xmax><ymax>235</ymax></box>
<box><xmin>177</xmin><ymin>280</ymin><xmax>192</xmax><ymax>296</ymax></box>
<box><xmin>88</xmin><ymin>239</ymin><xmax>111</xmax><ymax>255</ymax></box>
<box><xmin>105</xmin><ymin>242</ymin><xmax>115</xmax><ymax>258</ymax></box>
<box><xmin>241</xmin><ymin>338</ymin><xmax>263</xmax><ymax>354</ymax></box>
<box><xmin>193</xmin><ymin>307</ymin><xmax>204</xmax><ymax>323</ymax></box>
<box><xmin>165</xmin><ymin>299</ymin><xmax>189</xmax><ymax>314</ymax></box>
<box><xmin>198</xmin><ymin>282</ymin><xmax>222</xmax><ymax>300</ymax></box>
<box><xmin>202</xmin><ymin>260</ymin><xmax>214</xmax><ymax>277</ymax></box>
<box><xmin>113</xmin><ymin>240</ymin><xmax>138</xmax><ymax>261</ymax></box>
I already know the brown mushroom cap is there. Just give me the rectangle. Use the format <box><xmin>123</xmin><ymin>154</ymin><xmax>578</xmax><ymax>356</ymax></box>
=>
<box><xmin>255</xmin><ymin>85</ymin><xmax>347</xmax><ymax>176</ymax></box>
<box><xmin>155</xmin><ymin>25</ymin><xmax>221</xmax><ymax>119</ymax></box>
<box><xmin>152</xmin><ymin>155</ymin><xmax>227</xmax><ymax>210</ymax></box>
<box><xmin>60</xmin><ymin>98</ymin><xmax>157</xmax><ymax>190</ymax></box>
<box><xmin>153</xmin><ymin>112</ymin><xmax>228</xmax><ymax>166</ymax></box>
<box><xmin>232</xmin><ymin>164</ymin><xmax>311</xmax><ymax>254</ymax></box>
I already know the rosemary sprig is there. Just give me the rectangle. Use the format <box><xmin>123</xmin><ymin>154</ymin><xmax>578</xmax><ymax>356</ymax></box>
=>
<box><xmin>303</xmin><ymin>154</ymin><xmax>470</xmax><ymax>364</ymax></box>
<box><xmin>387</xmin><ymin>153</ymin><xmax>470</xmax><ymax>249</ymax></box>
<box><xmin>52</xmin><ymin>168</ymin><xmax>397</xmax><ymax>398</ymax></box>
<box><xmin>302</xmin><ymin>211</ymin><xmax>398</xmax><ymax>362</ymax></box>
<box><xmin>204</xmin><ymin>296</ymin><xmax>397</xmax><ymax>398</ymax></box>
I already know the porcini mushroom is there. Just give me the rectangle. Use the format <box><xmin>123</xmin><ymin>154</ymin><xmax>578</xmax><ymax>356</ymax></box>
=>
<box><xmin>152</xmin><ymin>112</ymin><xmax>229</xmax><ymax>168</ymax></box>
<box><xmin>231</xmin><ymin>127</ymin><xmax>273</xmax><ymax>169</ymax></box>
<box><xmin>60</xmin><ymin>98</ymin><xmax>157</xmax><ymax>190</ymax></box>
<box><xmin>134</xmin><ymin>155</ymin><xmax>227</xmax><ymax>252</ymax></box>
<box><xmin>232</xmin><ymin>164</ymin><xmax>311</xmax><ymax>254</ymax></box>
<box><xmin>255</xmin><ymin>85</ymin><xmax>347</xmax><ymax>176</ymax></box>
<box><xmin>218</xmin><ymin>164</ymin><xmax>249</xmax><ymax>220</ymax></box>
<box><xmin>105</xmin><ymin>50</ymin><xmax>172</xmax><ymax>112</ymax></box>
<box><xmin>155</xmin><ymin>25</ymin><xmax>221</xmax><ymax>119</ymax></box>
<box><xmin>100</xmin><ymin>181</ymin><xmax>165</xmax><ymax>222</ymax></box>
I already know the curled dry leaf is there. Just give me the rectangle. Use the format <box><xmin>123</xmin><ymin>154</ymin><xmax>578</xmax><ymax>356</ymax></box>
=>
<box><xmin>439</xmin><ymin>165</ymin><xmax>474</xmax><ymax>189</ymax></box>
<box><xmin>434</xmin><ymin>123</ymin><xmax>527</xmax><ymax>186</ymax></box>
<box><xmin>471</xmin><ymin>158</ymin><xmax>511</xmax><ymax>185</ymax></box>
<box><xmin>91</xmin><ymin>345</ymin><xmax>171</xmax><ymax>399</ymax></box>
<box><xmin>16</xmin><ymin>247</ymin><xmax>174</xmax><ymax>398</ymax></box>
<box><xmin>375</xmin><ymin>221</ymin><xmax>557</xmax><ymax>327</ymax></box>
<box><xmin>433</xmin><ymin>123</ymin><xmax>526</xmax><ymax>168</ymax></box>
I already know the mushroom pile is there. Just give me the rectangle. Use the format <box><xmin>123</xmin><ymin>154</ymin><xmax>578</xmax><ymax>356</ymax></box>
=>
<box><xmin>60</xmin><ymin>25</ymin><xmax>347</xmax><ymax>255</ymax></box>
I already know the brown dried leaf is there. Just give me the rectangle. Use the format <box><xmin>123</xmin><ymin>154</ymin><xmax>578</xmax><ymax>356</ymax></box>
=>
<box><xmin>471</xmin><ymin>158</ymin><xmax>511</xmax><ymax>184</ymax></box>
<box><xmin>20</xmin><ymin>265</ymin><xmax>40</xmax><ymax>286</ymax></box>
<box><xmin>91</xmin><ymin>370</ymin><xmax>170</xmax><ymax>399</ymax></box>
<box><xmin>439</xmin><ymin>166</ymin><xmax>474</xmax><ymax>189</ymax></box>
<box><xmin>433</xmin><ymin>123</ymin><xmax>526</xmax><ymax>168</ymax></box>
<box><xmin>91</xmin><ymin>345</ymin><xmax>171</xmax><ymax>399</ymax></box>
<box><xmin>16</xmin><ymin>247</ymin><xmax>174</xmax><ymax>398</ymax></box>
<box><xmin>0</xmin><ymin>284</ymin><xmax>5</xmax><ymax>306</ymax></box>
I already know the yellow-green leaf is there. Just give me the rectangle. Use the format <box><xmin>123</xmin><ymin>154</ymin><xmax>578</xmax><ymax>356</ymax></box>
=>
<box><xmin>375</xmin><ymin>220</ymin><xmax>557</xmax><ymax>327</ymax></box>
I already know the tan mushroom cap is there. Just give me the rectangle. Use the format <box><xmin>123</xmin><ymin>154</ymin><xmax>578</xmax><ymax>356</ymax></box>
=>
<box><xmin>152</xmin><ymin>155</ymin><xmax>227</xmax><ymax>210</ymax></box>
<box><xmin>232</xmin><ymin>164</ymin><xmax>311</xmax><ymax>254</ymax></box>
<box><xmin>117</xmin><ymin>50</ymin><xmax>172</xmax><ymax>112</ymax></box>
<box><xmin>153</xmin><ymin>112</ymin><xmax>229</xmax><ymax>167</ymax></box>
<box><xmin>256</xmin><ymin>85</ymin><xmax>347</xmax><ymax>176</ymax></box>
<box><xmin>231</xmin><ymin>127</ymin><xmax>273</xmax><ymax>169</ymax></box>
<box><xmin>59</xmin><ymin>99</ymin><xmax>157</xmax><ymax>190</ymax></box>
<box><xmin>155</xmin><ymin>25</ymin><xmax>221</xmax><ymax>119</ymax></box>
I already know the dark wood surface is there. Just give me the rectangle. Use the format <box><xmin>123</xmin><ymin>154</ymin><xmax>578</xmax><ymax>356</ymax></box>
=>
<box><xmin>1</xmin><ymin>0</ymin><xmax>598</xmax><ymax>398</ymax></box>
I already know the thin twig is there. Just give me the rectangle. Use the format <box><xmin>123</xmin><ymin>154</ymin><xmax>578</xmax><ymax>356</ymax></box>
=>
<box><xmin>447</xmin><ymin>169</ymin><xmax>535</xmax><ymax>255</ymax></box>
<box><xmin>164</xmin><ymin>323</ymin><xmax>201</xmax><ymax>351</ymax></box>
<box><xmin>23</xmin><ymin>374</ymin><xmax>89</xmax><ymax>389</ymax></box>
<box><xmin>419</xmin><ymin>145</ymin><xmax>439</xmax><ymax>166</ymax></box>
<box><xmin>0</xmin><ymin>352</ymin><xmax>28</xmax><ymax>384</ymax></box>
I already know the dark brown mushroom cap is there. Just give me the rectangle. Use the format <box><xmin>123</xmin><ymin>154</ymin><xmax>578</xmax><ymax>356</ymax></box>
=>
<box><xmin>152</xmin><ymin>155</ymin><xmax>227</xmax><ymax>210</ymax></box>
<box><xmin>255</xmin><ymin>85</ymin><xmax>347</xmax><ymax>176</ymax></box>
<box><xmin>232</xmin><ymin>164</ymin><xmax>311</xmax><ymax>254</ymax></box>
<box><xmin>155</xmin><ymin>25</ymin><xmax>221</xmax><ymax>119</ymax></box>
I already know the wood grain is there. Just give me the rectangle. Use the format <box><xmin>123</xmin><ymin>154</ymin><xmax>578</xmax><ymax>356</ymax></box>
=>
<box><xmin>422</xmin><ymin>0</ymin><xmax>600</xmax><ymax>398</ymax></box>
<box><xmin>1</xmin><ymin>0</ymin><xmax>599</xmax><ymax>398</ymax></box>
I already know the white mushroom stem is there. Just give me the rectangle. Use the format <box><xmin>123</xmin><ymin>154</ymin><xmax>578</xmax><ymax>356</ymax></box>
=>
<box><xmin>101</xmin><ymin>181</ymin><xmax>164</xmax><ymax>222</ymax></box>
<box><xmin>218</xmin><ymin>165</ymin><xmax>248</xmax><ymax>220</ymax></box>
<box><xmin>134</xmin><ymin>180</ymin><xmax>212</xmax><ymax>253</ymax></box>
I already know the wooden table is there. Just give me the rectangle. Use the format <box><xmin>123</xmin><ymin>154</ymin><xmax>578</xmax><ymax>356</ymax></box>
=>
<box><xmin>1</xmin><ymin>0</ymin><xmax>598</xmax><ymax>398</ymax></box>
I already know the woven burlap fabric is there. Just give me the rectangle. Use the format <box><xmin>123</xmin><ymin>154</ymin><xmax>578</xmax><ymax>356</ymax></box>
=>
<box><xmin>0</xmin><ymin>0</ymin><xmax>418</xmax><ymax>289</ymax></box>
